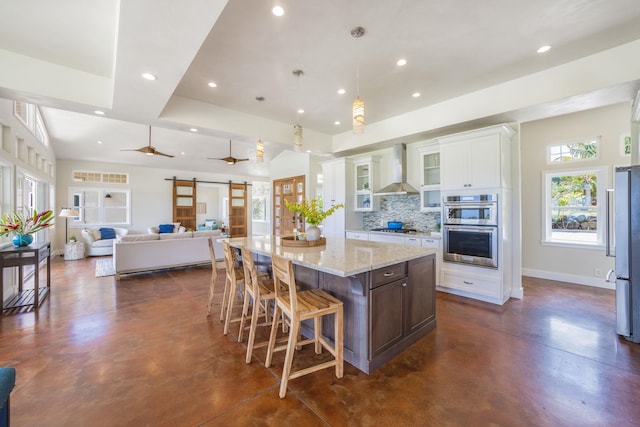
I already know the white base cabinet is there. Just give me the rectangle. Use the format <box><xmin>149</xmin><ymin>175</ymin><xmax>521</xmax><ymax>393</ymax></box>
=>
<box><xmin>439</xmin><ymin>261</ymin><xmax>510</xmax><ymax>305</ymax></box>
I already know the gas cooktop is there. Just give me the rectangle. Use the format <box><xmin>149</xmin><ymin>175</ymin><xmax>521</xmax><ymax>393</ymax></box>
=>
<box><xmin>370</xmin><ymin>228</ymin><xmax>417</xmax><ymax>234</ymax></box>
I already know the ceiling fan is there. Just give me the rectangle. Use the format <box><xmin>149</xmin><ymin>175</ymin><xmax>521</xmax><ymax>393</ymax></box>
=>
<box><xmin>121</xmin><ymin>126</ymin><xmax>174</xmax><ymax>158</ymax></box>
<box><xmin>210</xmin><ymin>140</ymin><xmax>249</xmax><ymax>165</ymax></box>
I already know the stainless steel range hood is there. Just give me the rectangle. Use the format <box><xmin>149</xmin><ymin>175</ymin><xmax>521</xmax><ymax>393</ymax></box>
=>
<box><xmin>373</xmin><ymin>144</ymin><xmax>419</xmax><ymax>196</ymax></box>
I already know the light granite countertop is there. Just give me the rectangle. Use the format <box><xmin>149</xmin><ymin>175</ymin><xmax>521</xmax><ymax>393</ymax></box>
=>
<box><xmin>225</xmin><ymin>235</ymin><xmax>436</xmax><ymax>277</ymax></box>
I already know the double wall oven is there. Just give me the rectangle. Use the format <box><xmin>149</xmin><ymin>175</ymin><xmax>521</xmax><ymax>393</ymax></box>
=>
<box><xmin>442</xmin><ymin>194</ymin><xmax>498</xmax><ymax>268</ymax></box>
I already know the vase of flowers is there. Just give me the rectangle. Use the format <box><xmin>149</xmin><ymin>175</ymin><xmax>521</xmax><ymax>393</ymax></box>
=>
<box><xmin>285</xmin><ymin>198</ymin><xmax>344</xmax><ymax>241</ymax></box>
<box><xmin>0</xmin><ymin>208</ymin><xmax>54</xmax><ymax>246</ymax></box>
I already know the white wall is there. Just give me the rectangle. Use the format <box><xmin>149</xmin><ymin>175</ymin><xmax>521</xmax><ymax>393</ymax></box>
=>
<box><xmin>56</xmin><ymin>159</ymin><xmax>256</xmax><ymax>246</ymax></box>
<box><xmin>195</xmin><ymin>184</ymin><xmax>222</xmax><ymax>226</ymax></box>
<box><xmin>520</xmin><ymin>102</ymin><xmax>631</xmax><ymax>288</ymax></box>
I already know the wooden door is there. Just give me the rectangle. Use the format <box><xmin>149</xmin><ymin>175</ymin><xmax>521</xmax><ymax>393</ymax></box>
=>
<box><xmin>273</xmin><ymin>175</ymin><xmax>305</xmax><ymax>236</ymax></box>
<box><xmin>228</xmin><ymin>183</ymin><xmax>247</xmax><ymax>237</ymax></box>
<box><xmin>173</xmin><ymin>179</ymin><xmax>196</xmax><ymax>230</ymax></box>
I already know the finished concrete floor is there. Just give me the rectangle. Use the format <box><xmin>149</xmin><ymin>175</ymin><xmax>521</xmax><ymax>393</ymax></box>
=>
<box><xmin>1</xmin><ymin>256</ymin><xmax>639</xmax><ymax>426</ymax></box>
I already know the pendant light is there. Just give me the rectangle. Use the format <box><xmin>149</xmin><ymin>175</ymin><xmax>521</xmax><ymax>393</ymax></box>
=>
<box><xmin>256</xmin><ymin>138</ymin><xmax>264</xmax><ymax>163</ymax></box>
<box><xmin>351</xmin><ymin>26</ymin><xmax>365</xmax><ymax>134</ymax></box>
<box><xmin>292</xmin><ymin>69</ymin><xmax>304</xmax><ymax>152</ymax></box>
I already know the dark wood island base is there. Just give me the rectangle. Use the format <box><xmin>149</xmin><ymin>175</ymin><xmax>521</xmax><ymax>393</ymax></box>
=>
<box><xmin>264</xmin><ymin>252</ymin><xmax>437</xmax><ymax>374</ymax></box>
<box><xmin>228</xmin><ymin>236</ymin><xmax>437</xmax><ymax>374</ymax></box>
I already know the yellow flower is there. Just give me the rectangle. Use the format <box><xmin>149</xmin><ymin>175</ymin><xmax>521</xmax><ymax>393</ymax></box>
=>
<box><xmin>285</xmin><ymin>198</ymin><xmax>344</xmax><ymax>226</ymax></box>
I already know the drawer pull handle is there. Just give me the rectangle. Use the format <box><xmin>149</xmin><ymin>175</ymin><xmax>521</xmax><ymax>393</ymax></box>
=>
<box><xmin>463</xmin><ymin>280</ymin><xmax>473</xmax><ymax>285</ymax></box>
<box><xmin>383</xmin><ymin>272</ymin><xmax>395</xmax><ymax>277</ymax></box>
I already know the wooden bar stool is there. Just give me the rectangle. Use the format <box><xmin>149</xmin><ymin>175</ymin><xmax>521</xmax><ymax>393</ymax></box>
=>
<box><xmin>222</xmin><ymin>241</ymin><xmax>245</xmax><ymax>335</ymax></box>
<box><xmin>239</xmin><ymin>248</ymin><xmax>285</xmax><ymax>361</ymax></box>
<box><xmin>206</xmin><ymin>238</ymin><xmax>219</xmax><ymax>316</ymax></box>
<box><xmin>265</xmin><ymin>254</ymin><xmax>344</xmax><ymax>398</ymax></box>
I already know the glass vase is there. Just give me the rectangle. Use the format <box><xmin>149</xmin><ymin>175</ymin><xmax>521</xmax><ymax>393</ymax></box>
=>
<box><xmin>12</xmin><ymin>233</ymin><xmax>33</xmax><ymax>247</ymax></box>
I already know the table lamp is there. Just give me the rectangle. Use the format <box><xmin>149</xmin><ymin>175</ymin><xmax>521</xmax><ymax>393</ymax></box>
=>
<box><xmin>58</xmin><ymin>208</ymin><xmax>79</xmax><ymax>243</ymax></box>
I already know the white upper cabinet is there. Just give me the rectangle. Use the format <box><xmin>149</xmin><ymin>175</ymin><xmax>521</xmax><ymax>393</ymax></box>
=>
<box><xmin>418</xmin><ymin>145</ymin><xmax>441</xmax><ymax>212</ymax></box>
<box><xmin>438</xmin><ymin>125</ymin><xmax>514</xmax><ymax>191</ymax></box>
<box><xmin>354</xmin><ymin>156</ymin><xmax>379</xmax><ymax>212</ymax></box>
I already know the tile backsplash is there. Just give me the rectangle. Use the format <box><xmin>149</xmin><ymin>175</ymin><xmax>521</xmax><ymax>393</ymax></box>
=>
<box><xmin>362</xmin><ymin>194</ymin><xmax>440</xmax><ymax>232</ymax></box>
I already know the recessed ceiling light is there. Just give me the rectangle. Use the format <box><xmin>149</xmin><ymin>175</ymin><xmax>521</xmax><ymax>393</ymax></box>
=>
<box><xmin>208</xmin><ymin>82</ymin><xmax>217</xmax><ymax>88</ymax></box>
<box><xmin>141</xmin><ymin>73</ymin><xmax>157</xmax><ymax>81</ymax></box>
<box><xmin>334</xmin><ymin>121</ymin><xmax>341</xmax><ymax>125</ymax></box>
<box><xmin>94</xmin><ymin>110</ymin><xmax>105</xmax><ymax>115</ymax></box>
<box><xmin>306</xmin><ymin>150</ymin><xmax>312</xmax><ymax>153</ymax></box>
<box><xmin>537</xmin><ymin>45</ymin><xmax>551</xmax><ymax>53</ymax></box>
<box><xmin>297</xmin><ymin>109</ymin><xmax>304</xmax><ymax>114</ymax></box>
<box><xmin>337</xmin><ymin>88</ymin><xmax>346</xmax><ymax>95</ymax></box>
<box><xmin>412</xmin><ymin>92</ymin><xmax>421</xmax><ymax>98</ymax></box>
<box><xmin>181</xmin><ymin>152</ymin><xmax>185</xmax><ymax>155</ymax></box>
<box><xmin>190</xmin><ymin>128</ymin><xmax>198</xmax><ymax>132</ymax></box>
<box><xmin>397</xmin><ymin>59</ymin><xmax>407</xmax><ymax>66</ymax></box>
<box><xmin>272</xmin><ymin>6</ymin><xmax>284</xmax><ymax>16</ymax></box>
<box><xmin>97</xmin><ymin>140</ymin><xmax>103</xmax><ymax>144</ymax></box>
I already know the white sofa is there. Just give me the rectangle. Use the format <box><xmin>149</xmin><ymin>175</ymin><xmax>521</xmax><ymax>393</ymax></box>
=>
<box><xmin>113</xmin><ymin>230</ymin><xmax>225</xmax><ymax>279</ymax></box>
<box><xmin>80</xmin><ymin>227</ymin><xmax>129</xmax><ymax>256</ymax></box>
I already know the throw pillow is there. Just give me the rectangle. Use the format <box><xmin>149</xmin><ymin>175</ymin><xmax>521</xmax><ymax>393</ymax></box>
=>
<box><xmin>99</xmin><ymin>227</ymin><xmax>116</xmax><ymax>240</ymax></box>
<box><xmin>83</xmin><ymin>228</ymin><xmax>101</xmax><ymax>241</ymax></box>
<box><xmin>158</xmin><ymin>224</ymin><xmax>174</xmax><ymax>234</ymax></box>
<box><xmin>172</xmin><ymin>222</ymin><xmax>181</xmax><ymax>233</ymax></box>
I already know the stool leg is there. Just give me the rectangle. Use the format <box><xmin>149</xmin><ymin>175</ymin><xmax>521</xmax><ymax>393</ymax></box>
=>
<box><xmin>279</xmin><ymin>316</ymin><xmax>299</xmax><ymax>399</ymax></box>
<box><xmin>335</xmin><ymin>306</ymin><xmax>344</xmax><ymax>378</ymax></box>
<box><xmin>265</xmin><ymin>305</ymin><xmax>281</xmax><ymax>368</ymax></box>
<box><xmin>245</xmin><ymin>296</ymin><xmax>261</xmax><ymax>364</ymax></box>
<box><xmin>206</xmin><ymin>271</ymin><xmax>216</xmax><ymax>316</ymax></box>
<box><xmin>219</xmin><ymin>277</ymin><xmax>230</xmax><ymax>322</ymax></box>
<box><xmin>223</xmin><ymin>281</ymin><xmax>237</xmax><ymax>335</ymax></box>
<box><xmin>314</xmin><ymin>316</ymin><xmax>322</xmax><ymax>354</ymax></box>
<box><xmin>238</xmin><ymin>289</ymin><xmax>251</xmax><ymax>342</ymax></box>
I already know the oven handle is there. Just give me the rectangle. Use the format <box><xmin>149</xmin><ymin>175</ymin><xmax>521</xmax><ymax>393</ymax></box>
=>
<box><xmin>443</xmin><ymin>203</ymin><xmax>497</xmax><ymax>209</ymax></box>
<box><xmin>443</xmin><ymin>225</ymin><xmax>498</xmax><ymax>232</ymax></box>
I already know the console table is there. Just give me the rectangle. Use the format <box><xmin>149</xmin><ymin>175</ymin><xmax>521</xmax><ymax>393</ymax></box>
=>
<box><xmin>0</xmin><ymin>241</ymin><xmax>51</xmax><ymax>313</ymax></box>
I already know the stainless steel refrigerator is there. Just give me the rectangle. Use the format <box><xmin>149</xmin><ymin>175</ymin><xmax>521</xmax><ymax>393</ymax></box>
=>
<box><xmin>607</xmin><ymin>165</ymin><xmax>640</xmax><ymax>343</ymax></box>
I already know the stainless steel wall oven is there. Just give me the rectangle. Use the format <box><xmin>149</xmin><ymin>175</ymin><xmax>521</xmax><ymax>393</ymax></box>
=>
<box><xmin>443</xmin><ymin>194</ymin><xmax>498</xmax><ymax>268</ymax></box>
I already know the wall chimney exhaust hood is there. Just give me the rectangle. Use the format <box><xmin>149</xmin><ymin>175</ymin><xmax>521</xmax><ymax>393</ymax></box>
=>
<box><xmin>373</xmin><ymin>144</ymin><xmax>419</xmax><ymax>196</ymax></box>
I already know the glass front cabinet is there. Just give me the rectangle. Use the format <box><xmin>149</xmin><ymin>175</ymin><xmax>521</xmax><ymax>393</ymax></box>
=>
<box><xmin>418</xmin><ymin>146</ymin><xmax>441</xmax><ymax>212</ymax></box>
<box><xmin>354</xmin><ymin>156</ymin><xmax>379</xmax><ymax>212</ymax></box>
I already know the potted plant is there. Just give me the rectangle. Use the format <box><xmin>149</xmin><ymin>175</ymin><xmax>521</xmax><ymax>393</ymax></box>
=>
<box><xmin>0</xmin><ymin>208</ymin><xmax>54</xmax><ymax>246</ymax></box>
<box><xmin>285</xmin><ymin>198</ymin><xmax>344</xmax><ymax>241</ymax></box>
<box><xmin>69</xmin><ymin>235</ymin><xmax>77</xmax><ymax>243</ymax></box>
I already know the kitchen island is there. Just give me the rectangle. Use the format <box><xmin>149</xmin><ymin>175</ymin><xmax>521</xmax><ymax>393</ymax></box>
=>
<box><xmin>226</xmin><ymin>235</ymin><xmax>437</xmax><ymax>374</ymax></box>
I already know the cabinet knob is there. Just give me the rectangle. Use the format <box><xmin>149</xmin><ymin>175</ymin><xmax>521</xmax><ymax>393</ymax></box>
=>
<box><xmin>402</xmin><ymin>282</ymin><xmax>407</xmax><ymax>287</ymax></box>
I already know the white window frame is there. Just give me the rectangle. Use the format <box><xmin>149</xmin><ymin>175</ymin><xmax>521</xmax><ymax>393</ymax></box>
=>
<box><xmin>542</xmin><ymin>166</ymin><xmax>607</xmax><ymax>248</ymax></box>
<box><xmin>547</xmin><ymin>137</ymin><xmax>600</xmax><ymax>164</ymax></box>
<box><xmin>69</xmin><ymin>187</ymin><xmax>131</xmax><ymax>226</ymax></box>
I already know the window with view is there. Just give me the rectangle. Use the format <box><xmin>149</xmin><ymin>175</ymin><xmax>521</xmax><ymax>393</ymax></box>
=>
<box><xmin>544</xmin><ymin>168</ymin><xmax>606</xmax><ymax>246</ymax></box>
<box><xmin>548</xmin><ymin>138</ymin><xmax>599</xmax><ymax>163</ymax></box>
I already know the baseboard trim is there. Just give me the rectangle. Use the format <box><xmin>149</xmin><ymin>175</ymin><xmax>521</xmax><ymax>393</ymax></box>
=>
<box><xmin>522</xmin><ymin>268</ymin><xmax>614</xmax><ymax>290</ymax></box>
